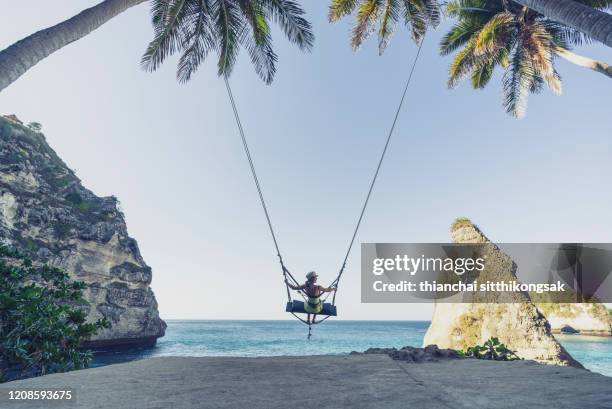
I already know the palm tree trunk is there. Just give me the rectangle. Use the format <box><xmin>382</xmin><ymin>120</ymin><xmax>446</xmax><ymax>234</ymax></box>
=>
<box><xmin>512</xmin><ymin>0</ymin><xmax>612</xmax><ymax>48</ymax></box>
<box><xmin>554</xmin><ymin>46</ymin><xmax>612</xmax><ymax>79</ymax></box>
<box><xmin>0</xmin><ymin>0</ymin><xmax>147</xmax><ymax>93</ymax></box>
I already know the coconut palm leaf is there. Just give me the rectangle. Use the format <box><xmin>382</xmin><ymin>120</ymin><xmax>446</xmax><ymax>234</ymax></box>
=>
<box><xmin>378</xmin><ymin>0</ymin><xmax>400</xmax><ymax>53</ymax></box>
<box><xmin>440</xmin><ymin>18</ymin><xmax>485</xmax><ymax>55</ymax></box>
<box><xmin>403</xmin><ymin>0</ymin><xmax>428</xmax><ymax>43</ymax></box>
<box><xmin>503</xmin><ymin>37</ymin><xmax>533</xmax><ymax>118</ymax></box>
<box><xmin>352</xmin><ymin>0</ymin><xmax>384</xmax><ymax>49</ymax></box>
<box><xmin>471</xmin><ymin>58</ymin><xmax>495</xmax><ymax>88</ymax></box>
<box><xmin>143</xmin><ymin>0</ymin><xmax>314</xmax><ymax>84</ymax></box>
<box><xmin>263</xmin><ymin>0</ymin><xmax>314</xmax><ymax>50</ymax></box>
<box><xmin>471</xmin><ymin>47</ymin><xmax>508</xmax><ymax>88</ymax></box>
<box><xmin>521</xmin><ymin>20</ymin><xmax>561</xmax><ymax>94</ymax></box>
<box><xmin>176</xmin><ymin>2</ymin><xmax>216</xmax><ymax>83</ymax></box>
<box><xmin>330</xmin><ymin>0</ymin><xmax>361</xmax><ymax>21</ymax></box>
<box><xmin>441</xmin><ymin>0</ymin><xmax>610</xmax><ymax>118</ymax></box>
<box><xmin>142</xmin><ymin>0</ymin><xmax>190</xmax><ymax>72</ymax></box>
<box><xmin>421</xmin><ymin>0</ymin><xmax>442</xmax><ymax>26</ymax></box>
<box><xmin>213</xmin><ymin>0</ymin><xmax>244</xmax><ymax>79</ymax></box>
<box><xmin>474</xmin><ymin>12</ymin><xmax>514</xmax><ymax>55</ymax></box>
<box><xmin>238</xmin><ymin>0</ymin><xmax>277</xmax><ymax>84</ymax></box>
<box><xmin>330</xmin><ymin>0</ymin><xmax>441</xmax><ymax>53</ymax></box>
<box><xmin>448</xmin><ymin>37</ymin><xmax>481</xmax><ymax>87</ymax></box>
<box><xmin>446</xmin><ymin>0</ymin><xmax>506</xmax><ymax>27</ymax></box>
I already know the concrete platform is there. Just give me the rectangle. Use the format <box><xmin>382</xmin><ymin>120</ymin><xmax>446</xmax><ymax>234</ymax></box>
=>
<box><xmin>2</xmin><ymin>355</ymin><xmax>612</xmax><ymax>409</ymax></box>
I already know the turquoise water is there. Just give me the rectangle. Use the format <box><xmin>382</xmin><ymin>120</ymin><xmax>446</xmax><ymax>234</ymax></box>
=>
<box><xmin>556</xmin><ymin>333</ymin><xmax>612</xmax><ymax>377</ymax></box>
<box><xmin>93</xmin><ymin>320</ymin><xmax>612</xmax><ymax>377</ymax></box>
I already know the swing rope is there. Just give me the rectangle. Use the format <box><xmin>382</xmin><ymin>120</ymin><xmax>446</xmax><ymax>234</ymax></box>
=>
<box><xmin>223</xmin><ymin>37</ymin><xmax>425</xmax><ymax>323</ymax></box>
<box><xmin>223</xmin><ymin>75</ymin><xmax>296</xmax><ymax>303</ymax></box>
<box><xmin>330</xmin><ymin>38</ymin><xmax>425</xmax><ymax>305</ymax></box>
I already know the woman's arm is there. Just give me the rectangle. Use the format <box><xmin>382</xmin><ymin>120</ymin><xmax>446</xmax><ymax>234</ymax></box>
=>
<box><xmin>319</xmin><ymin>285</ymin><xmax>337</xmax><ymax>293</ymax></box>
<box><xmin>285</xmin><ymin>280</ymin><xmax>306</xmax><ymax>291</ymax></box>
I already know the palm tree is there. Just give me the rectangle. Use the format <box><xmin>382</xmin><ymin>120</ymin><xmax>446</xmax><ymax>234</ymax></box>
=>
<box><xmin>141</xmin><ymin>0</ymin><xmax>314</xmax><ymax>84</ymax></box>
<box><xmin>0</xmin><ymin>0</ymin><xmax>147</xmax><ymax>93</ymax></box>
<box><xmin>328</xmin><ymin>0</ymin><xmax>442</xmax><ymax>54</ymax></box>
<box><xmin>440</xmin><ymin>0</ymin><xmax>612</xmax><ymax>118</ymax></box>
<box><xmin>513</xmin><ymin>0</ymin><xmax>612</xmax><ymax>47</ymax></box>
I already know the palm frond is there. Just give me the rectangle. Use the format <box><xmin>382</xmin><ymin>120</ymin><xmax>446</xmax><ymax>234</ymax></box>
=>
<box><xmin>239</xmin><ymin>0</ymin><xmax>277</xmax><ymax>84</ymax></box>
<box><xmin>142</xmin><ymin>0</ymin><xmax>189</xmax><ymax>72</ymax></box>
<box><xmin>213</xmin><ymin>0</ymin><xmax>244</xmax><ymax>78</ymax></box>
<box><xmin>542</xmin><ymin>21</ymin><xmax>573</xmax><ymax>49</ymax></box>
<box><xmin>176</xmin><ymin>1</ymin><xmax>216</xmax><ymax>83</ymax></box>
<box><xmin>503</xmin><ymin>36</ymin><xmax>534</xmax><ymax>118</ymax></box>
<box><xmin>262</xmin><ymin>0</ymin><xmax>314</xmax><ymax>50</ymax></box>
<box><xmin>151</xmin><ymin>0</ymin><xmax>172</xmax><ymax>26</ymax></box>
<box><xmin>549</xmin><ymin>70</ymin><xmax>562</xmax><ymax>95</ymax></box>
<box><xmin>442</xmin><ymin>0</ymin><xmax>571</xmax><ymax>118</ymax></box>
<box><xmin>422</xmin><ymin>0</ymin><xmax>441</xmax><ymax>27</ymax></box>
<box><xmin>471</xmin><ymin>59</ymin><xmax>495</xmax><ymax>88</ymax></box>
<box><xmin>402</xmin><ymin>0</ymin><xmax>427</xmax><ymax>44</ymax></box>
<box><xmin>144</xmin><ymin>0</ymin><xmax>313</xmax><ymax>84</ymax></box>
<box><xmin>445</xmin><ymin>0</ymin><xmax>496</xmax><ymax>19</ymax></box>
<box><xmin>471</xmin><ymin>46</ymin><xmax>508</xmax><ymax>88</ymax></box>
<box><xmin>352</xmin><ymin>0</ymin><xmax>384</xmax><ymax>49</ymax></box>
<box><xmin>329</xmin><ymin>0</ymin><xmax>360</xmax><ymax>22</ymax></box>
<box><xmin>563</xmin><ymin>0</ymin><xmax>612</xmax><ymax>11</ymax></box>
<box><xmin>448</xmin><ymin>36</ymin><xmax>480</xmax><ymax>87</ymax></box>
<box><xmin>378</xmin><ymin>0</ymin><xmax>400</xmax><ymax>54</ymax></box>
<box><xmin>440</xmin><ymin>18</ymin><xmax>483</xmax><ymax>55</ymax></box>
<box><xmin>521</xmin><ymin>21</ymin><xmax>560</xmax><ymax>94</ymax></box>
<box><xmin>474</xmin><ymin>11</ymin><xmax>515</xmax><ymax>56</ymax></box>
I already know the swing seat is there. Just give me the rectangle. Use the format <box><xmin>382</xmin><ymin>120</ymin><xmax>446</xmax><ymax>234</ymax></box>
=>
<box><xmin>286</xmin><ymin>300</ymin><xmax>337</xmax><ymax>316</ymax></box>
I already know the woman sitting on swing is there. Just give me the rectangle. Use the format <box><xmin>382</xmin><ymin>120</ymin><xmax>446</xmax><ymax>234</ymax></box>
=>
<box><xmin>286</xmin><ymin>271</ymin><xmax>336</xmax><ymax>325</ymax></box>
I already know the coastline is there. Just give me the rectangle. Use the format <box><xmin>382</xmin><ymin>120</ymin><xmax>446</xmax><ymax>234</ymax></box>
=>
<box><xmin>552</xmin><ymin>330</ymin><xmax>612</xmax><ymax>337</ymax></box>
<box><xmin>3</xmin><ymin>355</ymin><xmax>612</xmax><ymax>409</ymax></box>
<box><xmin>83</xmin><ymin>320</ymin><xmax>612</xmax><ymax>378</ymax></box>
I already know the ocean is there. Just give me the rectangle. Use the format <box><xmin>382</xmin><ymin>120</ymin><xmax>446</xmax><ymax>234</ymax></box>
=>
<box><xmin>92</xmin><ymin>320</ymin><xmax>612</xmax><ymax>377</ymax></box>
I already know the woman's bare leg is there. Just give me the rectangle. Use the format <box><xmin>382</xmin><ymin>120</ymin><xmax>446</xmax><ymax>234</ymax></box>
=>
<box><xmin>307</xmin><ymin>313</ymin><xmax>311</xmax><ymax>325</ymax></box>
<box><xmin>312</xmin><ymin>314</ymin><xmax>318</xmax><ymax>324</ymax></box>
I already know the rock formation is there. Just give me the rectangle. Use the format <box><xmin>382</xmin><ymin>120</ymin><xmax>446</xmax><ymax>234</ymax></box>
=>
<box><xmin>0</xmin><ymin>115</ymin><xmax>166</xmax><ymax>347</ymax></box>
<box><xmin>351</xmin><ymin>345</ymin><xmax>462</xmax><ymax>363</ymax></box>
<box><xmin>536</xmin><ymin>303</ymin><xmax>611</xmax><ymax>336</ymax></box>
<box><xmin>423</xmin><ymin>218</ymin><xmax>582</xmax><ymax>368</ymax></box>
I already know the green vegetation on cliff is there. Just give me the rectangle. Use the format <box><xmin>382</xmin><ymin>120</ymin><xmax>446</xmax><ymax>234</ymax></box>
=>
<box><xmin>536</xmin><ymin>301</ymin><xmax>610</xmax><ymax>325</ymax></box>
<box><xmin>0</xmin><ymin>246</ymin><xmax>109</xmax><ymax>382</ymax></box>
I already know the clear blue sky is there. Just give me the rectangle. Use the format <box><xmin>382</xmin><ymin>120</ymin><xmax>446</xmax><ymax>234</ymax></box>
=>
<box><xmin>1</xmin><ymin>1</ymin><xmax>611</xmax><ymax>320</ymax></box>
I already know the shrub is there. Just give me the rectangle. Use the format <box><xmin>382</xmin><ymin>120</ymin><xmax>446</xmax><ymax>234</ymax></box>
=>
<box><xmin>65</xmin><ymin>192</ymin><xmax>98</xmax><ymax>213</ymax></box>
<box><xmin>26</xmin><ymin>122</ymin><xmax>42</xmax><ymax>132</ymax></box>
<box><xmin>0</xmin><ymin>245</ymin><xmax>110</xmax><ymax>382</ymax></box>
<box><xmin>451</xmin><ymin>217</ymin><xmax>472</xmax><ymax>232</ymax></box>
<box><xmin>459</xmin><ymin>337</ymin><xmax>520</xmax><ymax>361</ymax></box>
<box><xmin>65</xmin><ymin>192</ymin><xmax>83</xmax><ymax>206</ymax></box>
<box><xmin>53</xmin><ymin>221</ymin><xmax>72</xmax><ymax>239</ymax></box>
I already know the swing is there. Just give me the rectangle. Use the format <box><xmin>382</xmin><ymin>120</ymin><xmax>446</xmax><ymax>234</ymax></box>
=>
<box><xmin>223</xmin><ymin>39</ymin><xmax>425</xmax><ymax>331</ymax></box>
<box><xmin>286</xmin><ymin>300</ymin><xmax>337</xmax><ymax>316</ymax></box>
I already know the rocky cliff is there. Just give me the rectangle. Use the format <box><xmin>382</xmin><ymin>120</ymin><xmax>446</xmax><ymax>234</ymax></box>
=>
<box><xmin>0</xmin><ymin>115</ymin><xmax>166</xmax><ymax>347</ymax></box>
<box><xmin>423</xmin><ymin>218</ymin><xmax>582</xmax><ymax>367</ymax></box>
<box><xmin>536</xmin><ymin>303</ymin><xmax>611</xmax><ymax>336</ymax></box>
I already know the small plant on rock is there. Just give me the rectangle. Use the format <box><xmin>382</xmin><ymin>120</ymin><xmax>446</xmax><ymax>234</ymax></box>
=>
<box><xmin>26</xmin><ymin>122</ymin><xmax>42</xmax><ymax>132</ymax></box>
<box><xmin>460</xmin><ymin>337</ymin><xmax>520</xmax><ymax>361</ymax></box>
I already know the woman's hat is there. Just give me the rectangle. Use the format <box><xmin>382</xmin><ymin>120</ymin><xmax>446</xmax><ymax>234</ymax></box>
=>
<box><xmin>306</xmin><ymin>271</ymin><xmax>318</xmax><ymax>280</ymax></box>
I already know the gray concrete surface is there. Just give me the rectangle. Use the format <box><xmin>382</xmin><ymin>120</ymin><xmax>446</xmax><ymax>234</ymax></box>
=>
<box><xmin>1</xmin><ymin>355</ymin><xmax>612</xmax><ymax>409</ymax></box>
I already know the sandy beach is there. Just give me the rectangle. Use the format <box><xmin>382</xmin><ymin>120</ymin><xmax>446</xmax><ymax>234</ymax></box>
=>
<box><xmin>2</xmin><ymin>355</ymin><xmax>612</xmax><ymax>409</ymax></box>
